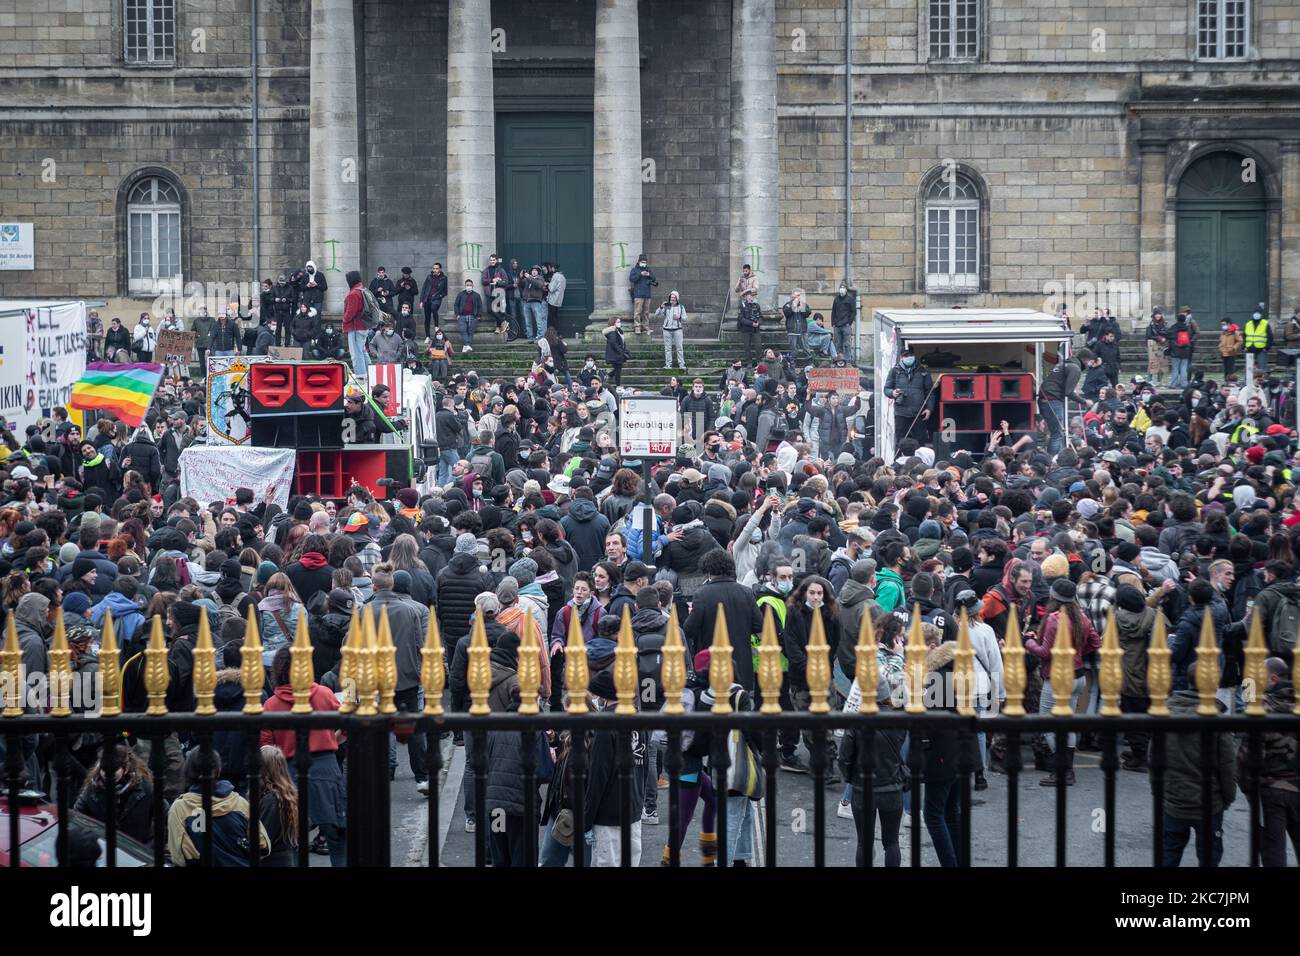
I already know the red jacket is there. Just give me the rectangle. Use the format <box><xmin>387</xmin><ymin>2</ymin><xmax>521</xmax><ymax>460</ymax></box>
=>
<box><xmin>342</xmin><ymin>283</ymin><xmax>366</xmax><ymax>334</ymax></box>
<box><xmin>260</xmin><ymin>683</ymin><xmax>340</xmax><ymax>756</ymax></box>
<box><xmin>1025</xmin><ymin>610</ymin><xmax>1101</xmax><ymax>681</ymax></box>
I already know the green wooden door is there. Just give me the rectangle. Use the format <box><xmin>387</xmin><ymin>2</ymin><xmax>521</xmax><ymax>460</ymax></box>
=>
<box><xmin>1176</xmin><ymin>152</ymin><xmax>1267</xmax><ymax>326</ymax></box>
<box><xmin>496</xmin><ymin>114</ymin><xmax>593</xmax><ymax>336</ymax></box>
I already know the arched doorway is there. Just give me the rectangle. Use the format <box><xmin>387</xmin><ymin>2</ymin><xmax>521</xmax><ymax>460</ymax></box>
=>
<box><xmin>1175</xmin><ymin>151</ymin><xmax>1267</xmax><ymax>326</ymax></box>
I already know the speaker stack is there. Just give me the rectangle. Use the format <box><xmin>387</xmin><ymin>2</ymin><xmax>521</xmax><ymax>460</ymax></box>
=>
<box><xmin>246</xmin><ymin>360</ymin><xmax>411</xmax><ymax>500</ymax></box>
<box><xmin>933</xmin><ymin>372</ymin><xmax>1036</xmax><ymax>456</ymax></box>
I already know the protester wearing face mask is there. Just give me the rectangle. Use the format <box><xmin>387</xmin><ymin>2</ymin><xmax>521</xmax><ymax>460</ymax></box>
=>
<box><xmin>453</xmin><ymin>278</ymin><xmax>483</xmax><ymax>353</ymax></box>
<box><xmin>1218</xmin><ymin>318</ymin><xmax>1243</xmax><ymax>381</ymax></box>
<box><xmin>603</xmin><ymin>315</ymin><xmax>630</xmax><ymax>387</ymax></box>
<box><xmin>884</xmin><ymin>345</ymin><xmax>934</xmax><ymax>445</ymax></box>
<box><xmin>131</xmin><ymin>312</ymin><xmax>158</xmax><ymax>362</ymax></box>
<box><xmin>655</xmin><ymin>291</ymin><xmax>687</xmax><ymax>369</ymax></box>
<box><xmin>783</xmin><ymin>288</ymin><xmax>810</xmax><ymax>356</ymax></box>
<box><xmin>628</xmin><ymin>254</ymin><xmax>657</xmax><ymax>335</ymax></box>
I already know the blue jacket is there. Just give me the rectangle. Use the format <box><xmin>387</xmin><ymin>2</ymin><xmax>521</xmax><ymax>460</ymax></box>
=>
<box><xmin>1168</xmin><ymin>595</ymin><xmax>1229</xmax><ymax>691</ymax></box>
<box><xmin>628</xmin><ymin>265</ymin><xmax>658</xmax><ymax>299</ymax></box>
<box><xmin>91</xmin><ymin>591</ymin><xmax>147</xmax><ymax>645</ymax></box>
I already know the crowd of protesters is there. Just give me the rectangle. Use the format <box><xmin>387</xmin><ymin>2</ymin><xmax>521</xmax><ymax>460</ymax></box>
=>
<box><xmin>7</xmin><ymin>269</ymin><xmax>1300</xmax><ymax>869</ymax></box>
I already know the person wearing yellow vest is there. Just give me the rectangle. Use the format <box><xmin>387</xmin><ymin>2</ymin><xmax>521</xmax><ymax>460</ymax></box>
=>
<box><xmin>1243</xmin><ymin>310</ymin><xmax>1273</xmax><ymax>375</ymax></box>
<box><xmin>752</xmin><ymin>562</ymin><xmax>801</xmax><ymax>772</ymax></box>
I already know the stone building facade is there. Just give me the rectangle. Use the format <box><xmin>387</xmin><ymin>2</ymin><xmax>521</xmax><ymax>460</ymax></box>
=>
<box><xmin>1</xmin><ymin>0</ymin><xmax>1297</xmax><ymax>335</ymax></box>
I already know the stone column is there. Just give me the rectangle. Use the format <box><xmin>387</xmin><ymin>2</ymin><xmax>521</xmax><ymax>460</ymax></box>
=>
<box><xmin>729</xmin><ymin>0</ymin><xmax>780</xmax><ymax>310</ymax></box>
<box><xmin>446</xmin><ymin>0</ymin><xmax>496</xmax><ymax>289</ymax></box>
<box><xmin>309</xmin><ymin>0</ymin><xmax>363</xmax><ymax>316</ymax></box>
<box><xmin>1279</xmin><ymin>144</ymin><xmax>1300</xmax><ymax>320</ymax></box>
<box><xmin>1137</xmin><ymin>144</ymin><xmax>1170</xmax><ymax>320</ymax></box>
<box><xmin>591</xmin><ymin>0</ymin><xmax>643</xmax><ymax>319</ymax></box>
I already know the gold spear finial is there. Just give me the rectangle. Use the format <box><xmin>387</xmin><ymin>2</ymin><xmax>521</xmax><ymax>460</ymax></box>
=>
<box><xmin>1194</xmin><ymin>601</ymin><xmax>1221</xmax><ymax>716</ymax></box>
<box><xmin>614</xmin><ymin>605</ymin><xmax>638</xmax><ymax>715</ymax></box>
<box><xmin>241</xmin><ymin>603</ymin><xmax>264</xmax><ymax>715</ymax></box>
<box><xmin>354</xmin><ymin>605</ymin><xmax>379</xmax><ymax>717</ymax></box>
<box><xmin>904</xmin><ymin>604</ymin><xmax>927</xmax><ymax>714</ymax></box>
<box><xmin>1001</xmin><ymin>606</ymin><xmax>1026</xmax><ymax>717</ymax></box>
<box><xmin>806</xmin><ymin>605</ymin><xmax>831</xmax><ymax>715</ymax></box>
<box><xmin>1049</xmin><ymin>607</ymin><xmax>1074</xmax><ymax>716</ymax></box>
<box><xmin>516</xmin><ymin>609</ymin><xmax>541</xmax><ymax>716</ymax></box>
<box><xmin>1242</xmin><ymin>607</ymin><xmax>1267</xmax><ymax>717</ymax></box>
<box><xmin>467</xmin><ymin>608</ymin><xmax>492</xmax><ymax>716</ymax></box>
<box><xmin>97</xmin><ymin>608</ymin><xmax>121</xmax><ymax>717</ymax></box>
<box><xmin>193</xmin><ymin>606</ymin><xmax>216</xmax><ymax>716</ymax></box>
<box><xmin>421</xmin><ymin>610</ymin><xmax>445</xmax><ymax>716</ymax></box>
<box><xmin>145</xmin><ymin>614</ymin><xmax>169</xmax><ymax>716</ymax></box>
<box><xmin>0</xmin><ymin>612</ymin><xmax>19</xmax><ymax>718</ymax></box>
<box><xmin>1098</xmin><ymin>608</ymin><xmax>1122</xmax><ymax>717</ymax></box>
<box><xmin>708</xmin><ymin>608</ymin><xmax>733</xmax><ymax>714</ymax></box>
<box><xmin>564</xmin><ymin>596</ymin><xmax>589</xmax><ymax>715</ymax></box>
<box><xmin>856</xmin><ymin>609</ymin><xmax>879</xmax><ymax>714</ymax></box>
<box><xmin>954</xmin><ymin>608</ymin><xmax>975</xmax><ymax>717</ymax></box>
<box><xmin>757</xmin><ymin>605</ymin><xmax>784</xmax><ymax>715</ymax></box>
<box><xmin>337</xmin><ymin>607</ymin><xmax>360</xmax><ymax>714</ymax></box>
<box><xmin>1147</xmin><ymin>611</ymin><xmax>1171</xmax><ymax>717</ymax></box>
<box><xmin>375</xmin><ymin>606</ymin><xmax>398</xmax><ymax>715</ymax></box>
<box><xmin>660</xmin><ymin>604</ymin><xmax>686</xmax><ymax>715</ymax></box>
<box><xmin>290</xmin><ymin>608</ymin><xmax>314</xmax><ymax>714</ymax></box>
<box><xmin>48</xmin><ymin>608</ymin><xmax>71</xmax><ymax>718</ymax></box>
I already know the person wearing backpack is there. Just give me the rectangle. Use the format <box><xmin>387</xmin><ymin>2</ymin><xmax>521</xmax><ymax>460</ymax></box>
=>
<box><xmin>341</xmin><ymin>270</ymin><xmax>370</xmax><ymax>379</ymax></box>
<box><xmin>166</xmin><ymin>749</ymin><xmax>270</xmax><ymax>867</ymax></box>
<box><xmin>1231</xmin><ymin>560</ymin><xmax>1300</xmax><ymax>664</ymax></box>
<box><xmin>1168</xmin><ymin>310</ymin><xmax>1197</xmax><ymax>388</ymax></box>
<box><xmin>466</xmin><ymin>427</ymin><xmax>505</xmax><ymax>487</ymax></box>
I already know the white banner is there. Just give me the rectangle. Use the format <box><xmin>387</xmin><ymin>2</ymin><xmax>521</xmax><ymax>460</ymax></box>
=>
<box><xmin>0</xmin><ymin>223</ymin><xmax>34</xmax><ymax>270</ymax></box>
<box><xmin>179</xmin><ymin>445</ymin><xmax>296</xmax><ymax>509</ymax></box>
<box><xmin>0</xmin><ymin>301</ymin><xmax>87</xmax><ymax>435</ymax></box>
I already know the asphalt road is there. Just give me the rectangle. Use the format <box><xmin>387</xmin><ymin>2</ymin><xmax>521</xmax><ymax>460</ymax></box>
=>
<box><xmin>375</xmin><ymin>738</ymin><xmax>1270</xmax><ymax>868</ymax></box>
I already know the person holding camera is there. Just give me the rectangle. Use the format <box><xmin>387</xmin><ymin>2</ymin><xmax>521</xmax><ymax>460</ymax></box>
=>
<box><xmin>783</xmin><ymin>288</ymin><xmax>810</xmax><ymax>356</ymax></box>
<box><xmin>627</xmin><ymin>254</ymin><xmax>657</xmax><ymax>335</ymax></box>
<box><xmin>655</xmin><ymin>291</ymin><xmax>687</xmax><ymax>369</ymax></box>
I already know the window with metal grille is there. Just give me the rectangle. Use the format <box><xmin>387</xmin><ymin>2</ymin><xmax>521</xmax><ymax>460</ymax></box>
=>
<box><xmin>127</xmin><ymin>177</ymin><xmax>182</xmax><ymax>294</ymax></box>
<box><xmin>925</xmin><ymin>172</ymin><xmax>981</xmax><ymax>291</ymax></box>
<box><xmin>929</xmin><ymin>0</ymin><xmax>979</xmax><ymax>60</ymax></box>
<box><xmin>1197</xmin><ymin>0</ymin><xmax>1248</xmax><ymax>60</ymax></box>
<box><xmin>124</xmin><ymin>0</ymin><xmax>175</xmax><ymax>64</ymax></box>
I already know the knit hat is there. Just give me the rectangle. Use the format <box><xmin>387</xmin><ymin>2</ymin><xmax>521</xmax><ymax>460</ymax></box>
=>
<box><xmin>496</xmin><ymin>576</ymin><xmax>519</xmax><ymax>606</ymax></box>
<box><xmin>508</xmin><ymin>558</ymin><xmax>537</xmax><ymax>587</ymax></box>
<box><xmin>393</xmin><ymin>569</ymin><xmax>412</xmax><ymax>595</ymax></box>
<box><xmin>454</xmin><ymin>532</ymin><xmax>479</xmax><ymax>555</ymax></box>
<box><xmin>327</xmin><ymin>588</ymin><xmax>355</xmax><ymax>613</ymax></box>
<box><xmin>1115</xmin><ymin>583</ymin><xmax>1146</xmax><ymax>613</ymax></box>
<box><xmin>62</xmin><ymin>592</ymin><xmax>92</xmax><ymax>617</ymax></box>
<box><xmin>1116</xmin><ymin>542</ymin><xmax>1141</xmax><ymax>562</ymax></box>
<box><xmin>1245</xmin><ymin>446</ymin><xmax>1266</xmax><ymax>465</ymax></box>
<box><xmin>588</xmin><ymin>667</ymin><xmax>618</xmax><ymax>701</ymax></box>
<box><xmin>71</xmin><ymin>557</ymin><xmax>96</xmax><ymax>579</ymax></box>
<box><xmin>59</xmin><ymin>542</ymin><xmax>79</xmax><ymax>564</ymax></box>
<box><xmin>1049</xmin><ymin>578</ymin><xmax>1077</xmax><ymax>604</ymax></box>
<box><xmin>257</xmin><ymin>560</ymin><xmax>278</xmax><ymax>584</ymax></box>
<box><xmin>1077</xmin><ymin>498</ymin><xmax>1100</xmax><ymax>519</ymax></box>
<box><xmin>1040</xmin><ymin>553</ymin><xmax>1069</xmax><ymax>579</ymax></box>
<box><xmin>917</xmin><ymin>520</ymin><xmax>942</xmax><ymax>540</ymax></box>
<box><xmin>173</xmin><ymin>602</ymin><xmax>203</xmax><ymax>629</ymax></box>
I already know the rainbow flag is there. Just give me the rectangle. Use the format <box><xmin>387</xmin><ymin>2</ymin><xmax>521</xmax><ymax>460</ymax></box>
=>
<box><xmin>69</xmin><ymin>362</ymin><xmax>164</xmax><ymax>427</ymax></box>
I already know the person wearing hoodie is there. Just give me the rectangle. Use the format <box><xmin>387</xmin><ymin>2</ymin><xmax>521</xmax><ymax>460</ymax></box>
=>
<box><xmin>437</xmin><ymin>533</ymin><xmax>497</xmax><ymax>659</ymax></box>
<box><xmin>661</xmin><ymin>502</ymin><xmax>723</xmax><ymax>600</ymax></box>
<box><xmin>702</xmin><ymin>493</ymin><xmax>737</xmax><ymax>549</ymax></box>
<box><xmin>1157</xmin><ymin>683</ymin><xmax>1238</xmax><ymax>867</ymax></box>
<box><xmin>309</xmin><ymin>588</ymin><xmax>353</xmax><ymax>679</ymax></box>
<box><xmin>654</xmin><ymin>290</ymin><xmax>687</xmax><ymax>368</ymax></box>
<box><xmin>1236</xmin><ymin>657</ymin><xmax>1299</xmax><ymax>866</ymax></box>
<box><xmin>536</xmin><ymin>519</ymin><xmax>577</xmax><ymax>597</ymax></box>
<box><xmin>828</xmin><ymin>529</ymin><xmax>870</xmax><ymax>594</ymax></box>
<box><xmin>285</xmin><ymin>534</ymin><xmax>333</xmax><ymax>607</ymax></box>
<box><xmin>1168</xmin><ymin>578</ymin><xmax>1229</xmax><ymax>693</ymax></box>
<box><xmin>561</xmin><ymin>494</ymin><xmax>610</xmax><ymax>573</ymax></box>
<box><xmin>74</xmin><ymin>739</ymin><xmax>155</xmax><ymax>847</ymax></box>
<box><xmin>1113</xmin><ymin>583</ymin><xmax>1165</xmax><ymax>773</ymax></box>
<box><xmin>118</xmin><ymin>426</ymin><xmax>162</xmax><ymax>492</ymax></box>
<box><xmin>167</xmin><ymin>750</ymin><xmax>270</xmax><ymax>866</ymax></box>
<box><xmin>55</xmin><ymin>524</ymin><xmax>117</xmax><ymax>596</ymax></box>
<box><xmin>369</xmin><ymin>563</ymin><xmax>430</xmax><ymax>791</ymax></box>
<box><xmin>91</xmin><ymin>579</ymin><xmax>146</xmax><ymax>646</ymax></box>
<box><xmin>258</xmin><ymin>647</ymin><xmax>346</xmax><ymax>865</ymax></box>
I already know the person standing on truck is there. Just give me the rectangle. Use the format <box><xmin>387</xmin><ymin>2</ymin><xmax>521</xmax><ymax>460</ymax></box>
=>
<box><xmin>883</xmin><ymin>345</ymin><xmax>933</xmax><ymax>447</ymax></box>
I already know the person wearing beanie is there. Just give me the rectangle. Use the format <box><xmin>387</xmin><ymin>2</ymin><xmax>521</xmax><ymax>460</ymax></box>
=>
<box><xmin>312</xmin><ymin>589</ymin><xmax>354</xmax><ymax>680</ymax></box>
<box><xmin>62</xmin><ymin>590</ymin><xmax>93</xmax><ymax>620</ymax></box>
<box><xmin>435</xmin><ymin>528</ymin><xmax>495</xmax><ymax>649</ymax></box>
<box><xmin>59</xmin><ymin>541</ymin><xmax>80</xmax><ymax>565</ymax></box>
<box><xmin>256</xmin><ymin>560</ymin><xmax>279</xmax><ymax>587</ymax></box>
<box><xmin>1039</xmin><ymin>552</ymin><xmax>1070</xmax><ymax>580</ymax></box>
<box><xmin>1025</xmin><ymin>577</ymin><xmax>1101</xmax><ymax>786</ymax></box>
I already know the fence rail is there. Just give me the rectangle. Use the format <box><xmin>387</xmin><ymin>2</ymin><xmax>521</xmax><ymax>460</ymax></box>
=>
<box><xmin>2</xmin><ymin>591</ymin><xmax>1298</xmax><ymax>868</ymax></box>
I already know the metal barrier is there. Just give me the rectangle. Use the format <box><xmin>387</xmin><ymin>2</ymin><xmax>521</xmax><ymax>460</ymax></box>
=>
<box><xmin>2</xmin><ymin>597</ymin><xmax>1298</xmax><ymax>867</ymax></box>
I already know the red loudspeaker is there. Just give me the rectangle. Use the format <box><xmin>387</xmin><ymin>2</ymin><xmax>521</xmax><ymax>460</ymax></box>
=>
<box><xmin>249</xmin><ymin>361</ymin><xmax>346</xmax><ymax>416</ymax></box>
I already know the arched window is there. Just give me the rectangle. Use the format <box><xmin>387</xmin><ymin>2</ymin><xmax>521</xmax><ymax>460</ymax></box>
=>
<box><xmin>924</xmin><ymin>171</ymin><xmax>981</xmax><ymax>292</ymax></box>
<box><xmin>126</xmin><ymin>177</ymin><xmax>182</xmax><ymax>294</ymax></box>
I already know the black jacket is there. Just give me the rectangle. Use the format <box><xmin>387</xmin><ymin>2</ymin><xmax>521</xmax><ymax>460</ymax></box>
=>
<box><xmin>310</xmin><ymin>609</ymin><xmax>351</xmax><ymax>679</ymax></box>
<box><xmin>560</xmin><ymin>498</ymin><xmax>610</xmax><ymax>573</ymax></box>
<box><xmin>435</xmin><ymin>408</ymin><xmax>463</xmax><ymax>450</ymax></box>
<box><xmin>120</xmin><ymin>435</ymin><xmax>162</xmax><ymax>491</ymax></box>
<box><xmin>74</xmin><ymin>777</ymin><xmax>155</xmax><ymax>846</ymax></box>
<box><xmin>436</xmin><ymin>552</ymin><xmax>495</xmax><ymax>642</ymax></box>
<box><xmin>883</xmin><ymin>363</ymin><xmax>934</xmax><ymax>419</ymax></box>
<box><xmin>737</xmin><ymin>300</ymin><xmax>762</xmax><ymax>332</ymax></box>
<box><xmin>584</xmin><ymin>725</ymin><xmax>647</xmax><ymax>827</ymax></box>
<box><xmin>682</xmin><ymin>576</ymin><xmax>763</xmax><ymax>690</ymax></box>
<box><xmin>782</xmin><ymin>603</ymin><xmax>843</xmax><ymax>690</ymax></box>
<box><xmin>603</xmin><ymin>326</ymin><xmax>630</xmax><ymax>364</ymax></box>
<box><xmin>830</xmin><ymin>291</ymin><xmax>856</xmax><ymax>328</ymax></box>
<box><xmin>420</xmin><ymin>271</ymin><xmax>448</xmax><ymax>307</ymax></box>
